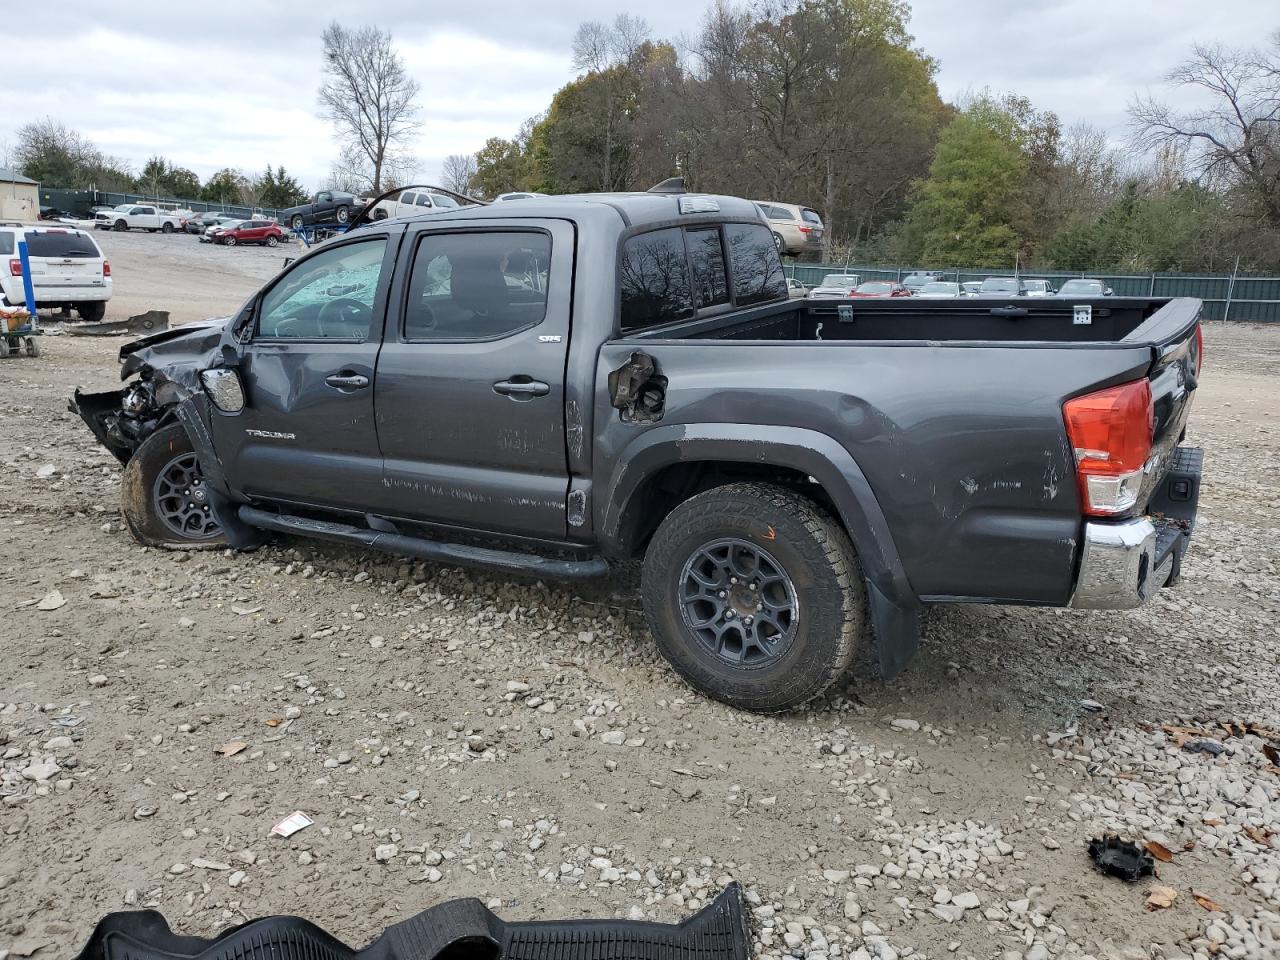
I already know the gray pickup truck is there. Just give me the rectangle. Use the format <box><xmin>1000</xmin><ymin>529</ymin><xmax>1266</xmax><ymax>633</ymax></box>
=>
<box><xmin>72</xmin><ymin>187</ymin><xmax>1204</xmax><ymax>712</ymax></box>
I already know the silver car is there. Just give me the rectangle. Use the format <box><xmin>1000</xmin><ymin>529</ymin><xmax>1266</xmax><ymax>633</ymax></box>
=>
<box><xmin>916</xmin><ymin>281</ymin><xmax>962</xmax><ymax>298</ymax></box>
<box><xmin>807</xmin><ymin>273</ymin><xmax>861</xmax><ymax>298</ymax></box>
<box><xmin>1022</xmin><ymin>280</ymin><xmax>1057</xmax><ymax>297</ymax></box>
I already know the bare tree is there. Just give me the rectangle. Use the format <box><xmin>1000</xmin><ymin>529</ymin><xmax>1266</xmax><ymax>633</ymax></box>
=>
<box><xmin>1130</xmin><ymin>39</ymin><xmax>1280</xmax><ymax>224</ymax></box>
<box><xmin>318</xmin><ymin>22</ymin><xmax>421</xmax><ymax>193</ymax></box>
<box><xmin>440</xmin><ymin>153</ymin><xmax>478</xmax><ymax>194</ymax></box>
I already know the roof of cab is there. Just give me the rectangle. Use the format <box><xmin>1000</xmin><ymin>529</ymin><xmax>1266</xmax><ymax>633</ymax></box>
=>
<box><xmin>361</xmin><ymin>192</ymin><xmax>764</xmax><ymax>232</ymax></box>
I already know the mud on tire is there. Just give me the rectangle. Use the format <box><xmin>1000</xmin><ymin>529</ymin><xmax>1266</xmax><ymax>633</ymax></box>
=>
<box><xmin>641</xmin><ymin>481</ymin><xmax>866</xmax><ymax>712</ymax></box>
<box><xmin>120</xmin><ymin>423</ymin><xmax>227</xmax><ymax>549</ymax></box>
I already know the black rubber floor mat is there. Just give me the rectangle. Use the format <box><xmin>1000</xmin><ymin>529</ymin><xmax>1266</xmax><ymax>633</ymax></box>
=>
<box><xmin>73</xmin><ymin>883</ymin><xmax>750</xmax><ymax>960</ymax></box>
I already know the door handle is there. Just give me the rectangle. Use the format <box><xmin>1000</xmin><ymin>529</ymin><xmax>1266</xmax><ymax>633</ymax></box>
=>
<box><xmin>493</xmin><ymin>378</ymin><xmax>550</xmax><ymax>399</ymax></box>
<box><xmin>325</xmin><ymin>372</ymin><xmax>370</xmax><ymax>391</ymax></box>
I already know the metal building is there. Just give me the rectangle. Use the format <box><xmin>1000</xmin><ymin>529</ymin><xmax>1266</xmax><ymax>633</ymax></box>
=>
<box><xmin>0</xmin><ymin>169</ymin><xmax>39</xmax><ymax>221</ymax></box>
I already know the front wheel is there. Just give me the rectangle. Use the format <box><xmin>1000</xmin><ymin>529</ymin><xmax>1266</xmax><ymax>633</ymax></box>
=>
<box><xmin>114</xmin><ymin>219</ymin><xmax>128</xmax><ymax>231</ymax></box>
<box><xmin>265</xmin><ymin>234</ymin><xmax>279</xmax><ymax>247</ymax></box>
<box><xmin>225</xmin><ymin>236</ymin><xmax>237</xmax><ymax>246</ymax></box>
<box><xmin>120</xmin><ymin>423</ymin><xmax>226</xmax><ymax>549</ymax></box>
<box><xmin>641</xmin><ymin>482</ymin><xmax>866</xmax><ymax>712</ymax></box>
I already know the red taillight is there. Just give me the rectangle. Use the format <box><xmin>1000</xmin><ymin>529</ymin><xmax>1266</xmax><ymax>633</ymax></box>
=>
<box><xmin>102</xmin><ymin>260</ymin><xmax>111</xmax><ymax>277</ymax></box>
<box><xmin>798</xmin><ymin>226</ymin><xmax>812</xmax><ymax>234</ymax></box>
<box><xmin>1194</xmin><ymin>323</ymin><xmax>1204</xmax><ymax>376</ymax></box>
<box><xmin>8</xmin><ymin>259</ymin><xmax>21</xmax><ymax>277</ymax></box>
<box><xmin>1063</xmin><ymin>379</ymin><xmax>1153</xmax><ymax>516</ymax></box>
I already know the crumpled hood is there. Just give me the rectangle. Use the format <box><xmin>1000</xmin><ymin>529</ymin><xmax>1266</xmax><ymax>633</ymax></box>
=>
<box><xmin>120</xmin><ymin>316</ymin><xmax>235</xmax><ymax>380</ymax></box>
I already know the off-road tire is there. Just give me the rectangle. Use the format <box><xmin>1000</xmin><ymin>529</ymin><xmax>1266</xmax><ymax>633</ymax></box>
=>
<box><xmin>120</xmin><ymin>423</ymin><xmax>227</xmax><ymax>549</ymax></box>
<box><xmin>77</xmin><ymin>301</ymin><xmax>106</xmax><ymax>323</ymax></box>
<box><xmin>641</xmin><ymin>481</ymin><xmax>866</xmax><ymax>712</ymax></box>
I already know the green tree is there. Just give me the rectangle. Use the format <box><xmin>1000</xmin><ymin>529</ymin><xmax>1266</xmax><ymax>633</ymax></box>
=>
<box><xmin>13</xmin><ymin>118</ymin><xmax>133</xmax><ymax>189</ymax></box>
<box><xmin>470</xmin><ymin>129</ymin><xmax>541</xmax><ymax>198</ymax></box>
<box><xmin>903</xmin><ymin>104</ymin><xmax>1027</xmax><ymax>266</ymax></box>
<box><xmin>201</xmin><ymin>168</ymin><xmax>249</xmax><ymax>205</ymax></box>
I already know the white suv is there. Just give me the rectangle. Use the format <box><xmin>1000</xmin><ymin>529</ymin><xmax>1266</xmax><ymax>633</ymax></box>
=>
<box><xmin>1</xmin><ymin>224</ymin><xmax>112</xmax><ymax>322</ymax></box>
<box><xmin>367</xmin><ymin>189</ymin><xmax>460</xmax><ymax>221</ymax></box>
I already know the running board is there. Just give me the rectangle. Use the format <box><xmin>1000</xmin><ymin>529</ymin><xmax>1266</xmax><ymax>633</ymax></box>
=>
<box><xmin>238</xmin><ymin>506</ymin><xmax>609</xmax><ymax>580</ymax></box>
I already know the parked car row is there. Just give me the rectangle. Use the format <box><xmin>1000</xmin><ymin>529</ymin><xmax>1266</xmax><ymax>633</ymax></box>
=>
<box><xmin>800</xmin><ymin>273</ymin><xmax>1119</xmax><ymax>299</ymax></box>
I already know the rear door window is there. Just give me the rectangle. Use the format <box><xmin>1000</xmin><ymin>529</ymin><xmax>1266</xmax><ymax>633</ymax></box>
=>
<box><xmin>620</xmin><ymin>228</ymin><xmax>694</xmax><ymax>331</ymax></box>
<box><xmin>686</xmin><ymin>227</ymin><xmax>729</xmax><ymax>310</ymax></box>
<box><xmin>24</xmin><ymin>232</ymin><xmax>100</xmax><ymax>258</ymax></box>
<box><xmin>725</xmin><ymin>223</ymin><xmax>787</xmax><ymax>305</ymax></box>
<box><xmin>404</xmin><ymin>231</ymin><xmax>551</xmax><ymax>341</ymax></box>
<box><xmin>0</xmin><ymin>233</ymin><xmax>14</xmax><ymax>255</ymax></box>
<box><xmin>415</xmin><ymin>194</ymin><xmax>433</xmax><ymax>207</ymax></box>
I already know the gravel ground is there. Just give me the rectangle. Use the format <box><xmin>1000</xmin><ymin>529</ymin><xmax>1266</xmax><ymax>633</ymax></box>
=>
<box><xmin>46</xmin><ymin>228</ymin><xmax>294</xmax><ymax>326</ymax></box>
<box><xmin>0</xmin><ymin>317</ymin><xmax>1277</xmax><ymax>960</ymax></box>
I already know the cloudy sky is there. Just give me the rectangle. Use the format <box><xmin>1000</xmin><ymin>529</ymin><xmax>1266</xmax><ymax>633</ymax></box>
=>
<box><xmin>4</xmin><ymin>1</ymin><xmax>1275</xmax><ymax>190</ymax></box>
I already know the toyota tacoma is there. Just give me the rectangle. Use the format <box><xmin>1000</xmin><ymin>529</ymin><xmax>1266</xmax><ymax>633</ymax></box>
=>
<box><xmin>71</xmin><ymin>186</ymin><xmax>1204</xmax><ymax>712</ymax></box>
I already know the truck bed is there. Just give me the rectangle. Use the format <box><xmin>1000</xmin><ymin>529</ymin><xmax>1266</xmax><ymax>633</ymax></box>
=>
<box><xmin>600</xmin><ymin>296</ymin><xmax>1201</xmax><ymax>607</ymax></box>
<box><xmin>630</xmin><ymin>296</ymin><xmax>1198</xmax><ymax>348</ymax></box>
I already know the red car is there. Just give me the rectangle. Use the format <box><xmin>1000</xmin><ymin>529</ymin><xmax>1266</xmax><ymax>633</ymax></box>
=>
<box><xmin>215</xmin><ymin>219</ymin><xmax>284</xmax><ymax>248</ymax></box>
<box><xmin>850</xmin><ymin>281</ymin><xmax>911</xmax><ymax>298</ymax></box>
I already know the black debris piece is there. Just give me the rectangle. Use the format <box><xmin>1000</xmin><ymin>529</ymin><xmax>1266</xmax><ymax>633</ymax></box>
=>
<box><xmin>1184</xmin><ymin>739</ymin><xmax>1226</xmax><ymax>756</ymax></box>
<box><xmin>1088</xmin><ymin>835</ymin><xmax>1156</xmax><ymax>882</ymax></box>
<box><xmin>74</xmin><ymin>883</ymin><xmax>750</xmax><ymax>960</ymax></box>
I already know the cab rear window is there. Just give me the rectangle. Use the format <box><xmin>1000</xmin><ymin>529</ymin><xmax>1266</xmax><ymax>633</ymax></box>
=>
<box><xmin>24</xmin><ymin>232</ymin><xmax>100</xmax><ymax>258</ymax></box>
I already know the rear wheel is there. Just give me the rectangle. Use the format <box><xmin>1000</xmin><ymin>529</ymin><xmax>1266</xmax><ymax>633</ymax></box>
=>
<box><xmin>290</xmin><ymin>214</ymin><xmax>305</xmax><ymax>230</ymax></box>
<box><xmin>335</xmin><ymin>205</ymin><xmax>350</xmax><ymax>224</ymax></box>
<box><xmin>641</xmin><ymin>482</ymin><xmax>866</xmax><ymax>712</ymax></box>
<box><xmin>120</xmin><ymin>423</ymin><xmax>226</xmax><ymax>549</ymax></box>
<box><xmin>76</xmin><ymin>301</ymin><xmax>106</xmax><ymax>323</ymax></box>
<box><xmin>161</xmin><ymin>222</ymin><xmax>173</xmax><ymax>234</ymax></box>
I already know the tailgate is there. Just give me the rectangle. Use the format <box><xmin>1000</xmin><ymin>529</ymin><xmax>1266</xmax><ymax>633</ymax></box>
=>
<box><xmin>1133</xmin><ymin>299</ymin><xmax>1202</xmax><ymax>512</ymax></box>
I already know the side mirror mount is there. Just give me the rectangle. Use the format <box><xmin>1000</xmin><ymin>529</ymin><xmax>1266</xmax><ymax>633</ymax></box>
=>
<box><xmin>200</xmin><ymin>368</ymin><xmax>246</xmax><ymax>413</ymax></box>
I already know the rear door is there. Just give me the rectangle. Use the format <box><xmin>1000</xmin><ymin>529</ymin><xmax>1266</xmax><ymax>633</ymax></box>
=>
<box><xmin>211</xmin><ymin>234</ymin><xmax>396</xmax><ymax>510</ymax></box>
<box><xmin>22</xmin><ymin>230</ymin><xmax>106</xmax><ymax>295</ymax></box>
<box><xmin>372</xmin><ymin>218</ymin><xmax>574</xmax><ymax>539</ymax></box>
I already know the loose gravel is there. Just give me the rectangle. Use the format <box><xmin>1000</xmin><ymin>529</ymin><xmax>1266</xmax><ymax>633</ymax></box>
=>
<box><xmin>0</xmin><ymin>322</ymin><xmax>1277</xmax><ymax>960</ymax></box>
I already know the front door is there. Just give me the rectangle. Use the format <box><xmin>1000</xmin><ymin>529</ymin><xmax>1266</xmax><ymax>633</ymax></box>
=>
<box><xmin>373</xmin><ymin>220</ymin><xmax>574</xmax><ymax>540</ymax></box>
<box><xmin>212</xmin><ymin>234</ymin><xmax>396</xmax><ymax>511</ymax></box>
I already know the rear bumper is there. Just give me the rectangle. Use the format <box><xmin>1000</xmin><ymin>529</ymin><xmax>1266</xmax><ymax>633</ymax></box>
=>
<box><xmin>1070</xmin><ymin>446</ymin><xmax>1201</xmax><ymax>610</ymax></box>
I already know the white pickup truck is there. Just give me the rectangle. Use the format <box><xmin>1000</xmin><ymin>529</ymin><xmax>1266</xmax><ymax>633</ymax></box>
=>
<box><xmin>94</xmin><ymin>204</ymin><xmax>183</xmax><ymax>234</ymax></box>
